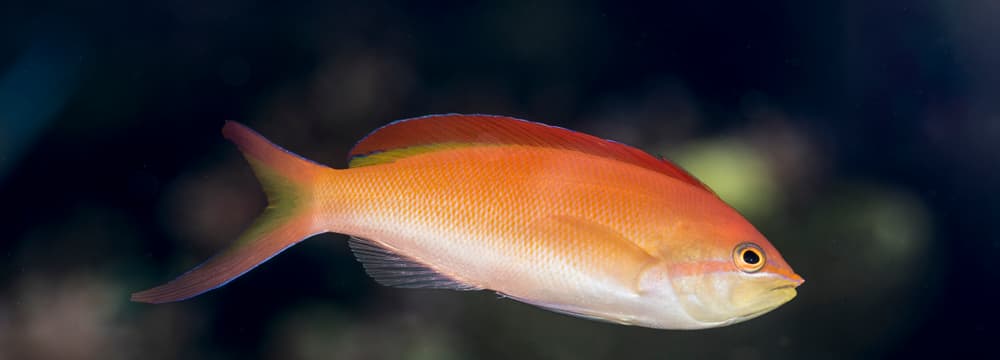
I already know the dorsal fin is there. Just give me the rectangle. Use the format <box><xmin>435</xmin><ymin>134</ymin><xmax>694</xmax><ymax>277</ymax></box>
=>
<box><xmin>348</xmin><ymin>236</ymin><xmax>481</xmax><ymax>291</ymax></box>
<box><xmin>348</xmin><ymin>114</ymin><xmax>713</xmax><ymax>193</ymax></box>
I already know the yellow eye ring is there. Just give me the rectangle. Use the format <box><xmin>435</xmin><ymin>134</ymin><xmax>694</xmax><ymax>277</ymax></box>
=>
<box><xmin>733</xmin><ymin>243</ymin><xmax>766</xmax><ymax>273</ymax></box>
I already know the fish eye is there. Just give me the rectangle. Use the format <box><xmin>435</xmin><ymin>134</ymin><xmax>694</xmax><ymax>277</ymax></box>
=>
<box><xmin>733</xmin><ymin>243</ymin><xmax>766</xmax><ymax>273</ymax></box>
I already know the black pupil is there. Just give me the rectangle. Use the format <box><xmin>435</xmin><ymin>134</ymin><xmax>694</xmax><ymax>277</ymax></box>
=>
<box><xmin>742</xmin><ymin>249</ymin><xmax>761</xmax><ymax>264</ymax></box>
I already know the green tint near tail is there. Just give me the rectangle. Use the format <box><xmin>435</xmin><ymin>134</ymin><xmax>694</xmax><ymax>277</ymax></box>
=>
<box><xmin>239</xmin><ymin>157</ymin><xmax>307</xmax><ymax>243</ymax></box>
<box><xmin>131</xmin><ymin>122</ymin><xmax>329</xmax><ymax>303</ymax></box>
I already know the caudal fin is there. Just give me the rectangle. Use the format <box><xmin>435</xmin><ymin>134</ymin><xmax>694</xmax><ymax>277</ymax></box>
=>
<box><xmin>132</xmin><ymin>121</ymin><xmax>330</xmax><ymax>303</ymax></box>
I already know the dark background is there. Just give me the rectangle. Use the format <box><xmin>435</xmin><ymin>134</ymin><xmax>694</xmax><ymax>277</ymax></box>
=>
<box><xmin>1</xmin><ymin>1</ymin><xmax>997</xmax><ymax>359</ymax></box>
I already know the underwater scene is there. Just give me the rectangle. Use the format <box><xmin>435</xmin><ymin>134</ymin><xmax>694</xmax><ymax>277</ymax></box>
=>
<box><xmin>1</xmin><ymin>1</ymin><xmax>996</xmax><ymax>359</ymax></box>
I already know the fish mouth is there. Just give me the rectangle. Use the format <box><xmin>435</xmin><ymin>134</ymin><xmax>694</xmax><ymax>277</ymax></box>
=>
<box><xmin>735</xmin><ymin>280</ymin><xmax>801</xmax><ymax>320</ymax></box>
<box><xmin>736</xmin><ymin>289</ymin><xmax>797</xmax><ymax>319</ymax></box>
<box><xmin>772</xmin><ymin>283</ymin><xmax>799</xmax><ymax>291</ymax></box>
<box><xmin>767</xmin><ymin>283</ymin><xmax>799</xmax><ymax>306</ymax></box>
<box><xmin>769</xmin><ymin>272</ymin><xmax>805</xmax><ymax>293</ymax></box>
<box><xmin>778</xmin><ymin>270</ymin><xmax>806</xmax><ymax>288</ymax></box>
<box><xmin>770</xmin><ymin>277</ymin><xmax>802</xmax><ymax>298</ymax></box>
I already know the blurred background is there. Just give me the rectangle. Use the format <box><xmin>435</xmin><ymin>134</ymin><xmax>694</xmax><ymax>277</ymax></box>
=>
<box><xmin>1</xmin><ymin>1</ymin><xmax>997</xmax><ymax>359</ymax></box>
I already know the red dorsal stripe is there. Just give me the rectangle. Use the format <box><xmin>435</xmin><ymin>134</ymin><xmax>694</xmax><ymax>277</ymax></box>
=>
<box><xmin>348</xmin><ymin>114</ymin><xmax>714</xmax><ymax>193</ymax></box>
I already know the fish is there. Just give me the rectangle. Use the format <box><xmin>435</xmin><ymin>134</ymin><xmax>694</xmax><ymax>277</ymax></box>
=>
<box><xmin>132</xmin><ymin>114</ymin><xmax>803</xmax><ymax>330</ymax></box>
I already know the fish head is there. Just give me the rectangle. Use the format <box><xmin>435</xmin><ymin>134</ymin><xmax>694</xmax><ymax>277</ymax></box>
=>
<box><xmin>638</xmin><ymin>227</ymin><xmax>803</xmax><ymax>329</ymax></box>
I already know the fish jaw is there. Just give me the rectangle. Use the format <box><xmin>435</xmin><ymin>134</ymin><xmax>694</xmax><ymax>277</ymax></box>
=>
<box><xmin>497</xmin><ymin>262</ymin><xmax>799</xmax><ymax>331</ymax></box>
<box><xmin>638</xmin><ymin>262</ymin><xmax>803</xmax><ymax>329</ymax></box>
<box><xmin>501</xmin><ymin>262</ymin><xmax>798</xmax><ymax>330</ymax></box>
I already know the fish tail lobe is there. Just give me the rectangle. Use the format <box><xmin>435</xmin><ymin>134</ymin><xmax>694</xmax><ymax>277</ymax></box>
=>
<box><xmin>131</xmin><ymin>121</ymin><xmax>330</xmax><ymax>304</ymax></box>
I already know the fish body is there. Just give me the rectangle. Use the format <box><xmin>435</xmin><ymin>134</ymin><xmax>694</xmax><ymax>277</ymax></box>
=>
<box><xmin>133</xmin><ymin>114</ymin><xmax>803</xmax><ymax>329</ymax></box>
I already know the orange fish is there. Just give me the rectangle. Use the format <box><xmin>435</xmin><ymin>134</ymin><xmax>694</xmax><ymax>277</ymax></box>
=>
<box><xmin>132</xmin><ymin>114</ymin><xmax>803</xmax><ymax>329</ymax></box>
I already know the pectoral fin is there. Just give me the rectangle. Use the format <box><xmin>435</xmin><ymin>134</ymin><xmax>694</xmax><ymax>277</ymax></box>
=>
<box><xmin>495</xmin><ymin>215</ymin><xmax>657</xmax><ymax>324</ymax></box>
<box><xmin>531</xmin><ymin>215</ymin><xmax>657</xmax><ymax>285</ymax></box>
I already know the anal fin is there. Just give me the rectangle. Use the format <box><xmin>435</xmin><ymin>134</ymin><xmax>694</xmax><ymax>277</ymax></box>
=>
<box><xmin>348</xmin><ymin>237</ymin><xmax>481</xmax><ymax>291</ymax></box>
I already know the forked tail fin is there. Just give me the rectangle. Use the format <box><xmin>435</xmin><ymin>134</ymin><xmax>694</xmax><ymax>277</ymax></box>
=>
<box><xmin>132</xmin><ymin>121</ymin><xmax>330</xmax><ymax>303</ymax></box>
